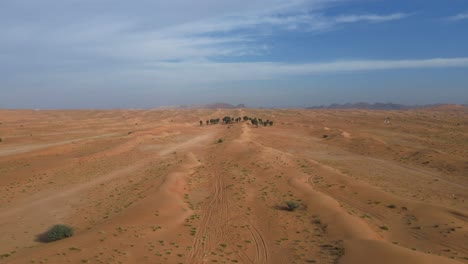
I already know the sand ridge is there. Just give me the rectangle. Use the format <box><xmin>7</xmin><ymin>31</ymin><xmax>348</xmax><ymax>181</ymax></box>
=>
<box><xmin>0</xmin><ymin>108</ymin><xmax>466</xmax><ymax>263</ymax></box>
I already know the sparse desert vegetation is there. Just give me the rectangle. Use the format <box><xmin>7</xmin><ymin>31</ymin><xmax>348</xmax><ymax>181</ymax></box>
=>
<box><xmin>285</xmin><ymin>201</ymin><xmax>300</xmax><ymax>211</ymax></box>
<box><xmin>0</xmin><ymin>107</ymin><xmax>467</xmax><ymax>264</ymax></box>
<box><xmin>40</xmin><ymin>224</ymin><xmax>74</xmax><ymax>242</ymax></box>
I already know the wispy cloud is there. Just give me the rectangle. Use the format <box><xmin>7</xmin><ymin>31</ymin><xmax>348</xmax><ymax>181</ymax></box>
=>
<box><xmin>334</xmin><ymin>13</ymin><xmax>409</xmax><ymax>23</ymax></box>
<box><xmin>13</xmin><ymin>57</ymin><xmax>468</xmax><ymax>90</ymax></box>
<box><xmin>447</xmin><ymin>12</ymin><xmax>468</xmax><ymax>21</ymax></box>
<box><xmin>0</xmin><ymin>0</ymin><xmax>411</xmax><ymax>67</ymax></box>
<box><xmin>168</xmin><ymin>11</ymin><xmax>410</xmax><ymax>37</ymax></box>
<box><xmin>0</xmin><ymin>0</ymin><xmax>432</xmax><ymax>99</ymax></box>
<box><xmin>131</xmin><ymin>57</ymin><xmax>468</xmax><ymax>84</ymax></box>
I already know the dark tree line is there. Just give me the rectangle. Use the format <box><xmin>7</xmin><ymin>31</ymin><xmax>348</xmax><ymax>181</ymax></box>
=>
<box><xmin>200</xmin><ymin>118</ymin><xmax>221</xmax><ymax>126</ymax></box>
<box><xmin>245</xmin><ymin>116</ymin><xmax>273</xmax><ymax>127</ymax></box>
<box><xmin>199</xmin><ymin>115</ymin><xmax>273</xmax><ymax>127</ymax></box>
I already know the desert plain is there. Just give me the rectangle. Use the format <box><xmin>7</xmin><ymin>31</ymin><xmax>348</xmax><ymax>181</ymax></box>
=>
<box><xmin>0</xmin><ymin>106</ymin><xmax>467</xmax><ymax>264</ymax></box>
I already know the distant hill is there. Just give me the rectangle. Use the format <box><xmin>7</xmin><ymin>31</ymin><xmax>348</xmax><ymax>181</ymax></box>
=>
<box><xmin>305</xmin><ymin>103</ymin><xmax>466</xmax><ymax>110</ymax></box>
<box><xmin>179</xmin><ymin>103</ymin><xmax>246</xmax><ymax>109</ymax></box>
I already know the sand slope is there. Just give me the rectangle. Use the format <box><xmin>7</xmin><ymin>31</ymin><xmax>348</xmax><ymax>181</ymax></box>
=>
<box><xmin>0</xmin><ymin>108</ymin><xmax>467</xmax><ymax>263</ymax></box>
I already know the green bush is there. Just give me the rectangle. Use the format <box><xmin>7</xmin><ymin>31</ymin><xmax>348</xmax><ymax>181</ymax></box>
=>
<box><xmin>285</xmin><ymin>201</ymin><xmax>300</xmax><ymax>211</ymax></box>
<box><xmin>45</xmin><ymin>224</ymin><xmax>74</xmax><ymax>242</ymax></box>
<box><xmin>217</xmin><ymin>138</ymin><xmax>223</xmax><ymax>143</ymax></box>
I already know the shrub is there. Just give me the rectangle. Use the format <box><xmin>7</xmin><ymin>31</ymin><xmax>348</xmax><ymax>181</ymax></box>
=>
<box><xmin>218</xmin><ymin>138</ymin><xmax>223</xmax><ymax>143</ymax></box>
<box><xmin>285</xmin><ymin>201</ymin><xmax>300</xmax><ymax>211</ymax></box>
<box><xmin>0</xmin><ymin>138</ymin><xmax>2</xmax><ymax>143</ymax></box>
<box><xmin>44</xmin><ymin>224</ymin><xmax>74</xmax><ymax>242</ymax></box>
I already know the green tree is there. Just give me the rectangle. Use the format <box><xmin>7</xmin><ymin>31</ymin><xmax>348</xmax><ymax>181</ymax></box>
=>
<box><xmin>223</xmin><ymin>116</ymin><xmax>232</xmax><ymax>124</ymax></box>
<box><xmin>251</xmin><ymin>118</ymin><xmax>258</xmax><ymax>127</ymax></box>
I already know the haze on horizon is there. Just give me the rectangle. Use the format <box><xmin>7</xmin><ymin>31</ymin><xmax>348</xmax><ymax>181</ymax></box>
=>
<box><xmin>1</xmin><ymin>0</ymin><xmax>467</xmax><ymax>109</ymax></box>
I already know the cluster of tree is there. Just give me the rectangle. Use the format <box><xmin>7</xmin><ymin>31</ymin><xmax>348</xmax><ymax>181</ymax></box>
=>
<box><xmin>243</xmin><ymin>116</ymin><xmax>274</xmax><ymax>127</ymax></box>
<box><xmin>222</xmin><ymin>116</ymin><xmax>243</xmax><ymax>124</ymax></box>
<box><xmin>199</xmin><ymin>115</ymin><xmax>273</xmax><ymax>127</ymax></box>
<box><xmin>200</xmin><ymin>118</ymin><xmax>221</xmax><ymax>126</ymax></box>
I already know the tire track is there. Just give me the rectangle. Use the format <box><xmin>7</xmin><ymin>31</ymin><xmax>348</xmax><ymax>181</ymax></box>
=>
<box><xmin>186</xmin><ymin>168</ymin><xmax>229</xmax><ymax>263</ymax></box>
<box><xmin>245</xmin><ymin>223</ymin><xmax>268</xmax><ymax>264</ymax></box>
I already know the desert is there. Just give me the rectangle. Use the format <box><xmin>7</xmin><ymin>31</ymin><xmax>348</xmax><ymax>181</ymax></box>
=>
<box><xmin>0</xmin><ymin>106</ymin><xmax>467</xmax><ymax>263</ymax></box>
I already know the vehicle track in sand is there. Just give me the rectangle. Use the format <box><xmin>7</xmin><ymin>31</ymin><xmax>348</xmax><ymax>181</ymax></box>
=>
<box><xmin>245</xmin><ymin>223</ymin><xmax>269</xmax><ymax>264</ymax></box>
<box><xmin>236</xmin><ymin>122</ymin><xmax>269</xmax><ymax>264</ymax></box>
<box><xmin>186</xmin><ymin>168</ymin><xmax>229</xmax><ymax>263</ymax></box>
<box><xmin>187</xmin><ymin>122</ymin><xmax>270</xmax><ymax>264</ymax></box>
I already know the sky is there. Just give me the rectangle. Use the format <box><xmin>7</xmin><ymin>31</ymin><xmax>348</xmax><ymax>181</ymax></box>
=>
<box><xmin>1</xmin><ymin>0</ymin><xmax>467</xmax><ymax>109</ymax></box>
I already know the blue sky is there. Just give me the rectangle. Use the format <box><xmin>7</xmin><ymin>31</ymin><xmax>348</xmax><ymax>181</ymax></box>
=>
<box><xmin>1</xmin><ymin>0</ymin><xmax>467</xmax><ymax>108</ymax></box>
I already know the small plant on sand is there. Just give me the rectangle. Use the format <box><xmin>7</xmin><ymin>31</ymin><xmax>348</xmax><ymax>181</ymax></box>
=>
<box><xmin>44</xmin><ymin>224</ymin><xmax>74</xmax><ymax>242</ymax></box>
<box><xmin>217</xmin><ymin>138</ymin><xmax>223</xmax><ymax>143</ymax></box>
<box><xmin>285</xmin><ymin>201</ymin><xmax>300</xmax><ymax>211</ymax></box>
<box><xmin>0</xmin><ymin>138</ymin><xmax>2</xmax><ymax>143</ymax></box>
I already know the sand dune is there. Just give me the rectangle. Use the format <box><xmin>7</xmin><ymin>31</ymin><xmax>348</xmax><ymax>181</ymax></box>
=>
<box><xmin>0</xmin><ymin>108</ymin><xmax>466</xmax><ymax>263</ymax></box>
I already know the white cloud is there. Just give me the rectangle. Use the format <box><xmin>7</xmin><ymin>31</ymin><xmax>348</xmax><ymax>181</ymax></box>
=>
<box><xmin>334</xmin><ymin>13</ymin><xmax>409</xmax><ymax>23</ymax></box>
<box><xmin>14</xmin><ymin>57</ymin><xmax>468</xmax><ymax>90</ymax></box>
<box><xmin>0</xmin><ymin>0</ymin><xmax>410</xmax><ymax>66</ymax></box>
<box><xmin>448</xmin><ymin>12</ymin><xmax>468</xmax><ymax>21</ymax></box>
<box><xmin>129</xmin><ymin>57</ymin><xmax>468</xmax><ymax>84</ymax></box>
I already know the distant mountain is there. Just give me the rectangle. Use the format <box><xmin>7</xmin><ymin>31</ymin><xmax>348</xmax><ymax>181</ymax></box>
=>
<box><xmin>178</xmin><ymin>103</ymin><xmax>246</xmax><ymax>109</ymax></box>
<box><xmin>305</xmin><ymin>103</ymin><xmax>465</xmax><ymax>110</ymax></box>
<box><xmin>424</xmin><ymin>104</ymin><xmax>468</xmax><ymax>112</ymax></box>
